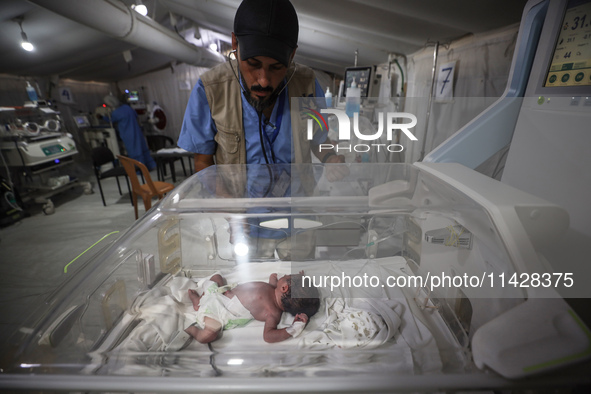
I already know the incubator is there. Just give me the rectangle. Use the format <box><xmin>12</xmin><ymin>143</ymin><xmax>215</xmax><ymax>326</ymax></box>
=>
<box><xmin>2</xmin><ymin>162</ymin><xmax>589</xmax><ymax>392</ymax></box>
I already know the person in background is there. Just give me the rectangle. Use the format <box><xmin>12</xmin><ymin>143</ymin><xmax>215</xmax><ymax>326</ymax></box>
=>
<box><xmin>103</xmin><ymin>94</ymin><xmax>156</xmax><ymax>171</ymax></box>
<box><xmin>177</xmin><ymin>0</ymin><xmax>345</xmax><ymax>172</ymax></box>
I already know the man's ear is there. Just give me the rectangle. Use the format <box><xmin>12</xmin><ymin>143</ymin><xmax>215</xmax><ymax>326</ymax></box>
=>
<box><xmin>289</xmin><ymin>47</ymin><xmax>297</xmax><ymax>65</ymax></box>
<box><xmin>231</xmin><ymin>32</ymin><xmax>238</xmax><ymax>50</ymax></box>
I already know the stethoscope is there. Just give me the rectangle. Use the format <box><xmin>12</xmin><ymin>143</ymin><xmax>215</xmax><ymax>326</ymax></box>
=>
<box><xmin>228</xmin><ymin>50</ymin><xmax>297</xmax><ymax>164</ymax></box>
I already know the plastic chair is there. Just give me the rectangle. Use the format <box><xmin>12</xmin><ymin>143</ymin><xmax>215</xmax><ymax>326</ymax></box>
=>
<box><xmin>146</xmin><ymin>134</ymin><xmax>187</xmax><ymax>182</ymax></box>
<box><xmin>91</xmin><ymin>146</ymin><xmax>131</xmax><ymax>206</ymax></box>
<box><xmin>117</xmin><ymin>155</ymin><xmax>175</xmax><ymax>220</ymax></box>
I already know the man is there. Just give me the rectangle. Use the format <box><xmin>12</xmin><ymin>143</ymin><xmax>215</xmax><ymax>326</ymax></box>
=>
<box><xmin>179</xmin><ymin>0</ymin><xmax>349</xmax><ymax>260</ymax></box>
<box><xmin>103</xmin><ymin>94</ymin><xmax>156</xmax><ymax>171</ymax></box>
<box><xmin>177</xmin><ymin>0</ymin><xmax>344</xmax><ymax>171</ymax></box>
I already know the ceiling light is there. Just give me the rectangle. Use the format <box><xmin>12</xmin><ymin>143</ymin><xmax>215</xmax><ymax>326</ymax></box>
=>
<box><xmin>21</xmin><ymin>36</ymin><xmax>34</xmax><ymax>52</ymax></box>
<box><xmin>14</xmin><ymin>17</ymin><xmax>34</xmax><ymax>52</ymax></box>
<box><xmin>131</xmin><ymin>1</ymin><xmax>148</xmax><ymax>16</ymax></box>
<box><xmin>209</xmin><ymin>43</ymin><xmax>218</xmax><ymax>52</ymax></box>
<box><xmin>234</xmin><ymin>241</ymin><xmax>249</xmax><ymax>257</ymax></box>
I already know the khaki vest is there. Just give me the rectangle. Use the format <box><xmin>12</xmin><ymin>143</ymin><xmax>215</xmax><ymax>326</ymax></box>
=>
<box><xmin>200</xmin><ymin>60</ymin><xmax>317</xmax><ymax>165</ymax></box>
<box><xmin>200</xmin><ymin>61</ymin><xmax>318</xmax><ymax>197</ymax></box>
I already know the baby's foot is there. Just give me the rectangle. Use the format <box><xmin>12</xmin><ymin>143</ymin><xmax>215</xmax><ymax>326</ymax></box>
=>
<box><xmin>188</xmin><ymin>289</ymin><xmax>201</xmax><ymax>311</ymax></box>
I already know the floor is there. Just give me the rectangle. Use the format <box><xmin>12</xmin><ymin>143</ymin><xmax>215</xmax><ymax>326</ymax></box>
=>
<box><xmin>0</xmin><ymin>160</ymin><xmax>189</xmax><ymax>365</ymax></box>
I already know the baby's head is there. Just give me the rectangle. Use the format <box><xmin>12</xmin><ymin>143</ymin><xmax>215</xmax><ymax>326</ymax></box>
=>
<box><xmin>280</xmin><ymin>274</ymin><xmax>320</xmax><ymax>318</ymax></box>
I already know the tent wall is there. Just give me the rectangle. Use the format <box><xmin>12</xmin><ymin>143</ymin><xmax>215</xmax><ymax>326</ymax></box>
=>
<box><xmin>403</xmin><ymin>24</ymin><xmax>520</xmax><ymax>164</ymax></box>
<box><xmin>116</xmin><ymin>64</ymin><xmax>209</xmax><ymax>141</ymax></box>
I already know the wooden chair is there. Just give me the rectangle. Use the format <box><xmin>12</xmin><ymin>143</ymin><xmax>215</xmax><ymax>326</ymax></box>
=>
<box><xmin>117</xmin><ymin>155</ymin><xmax>175</xmax><ymax>220</ymax></box>
<box><xmin>91</xmin><ymin>146</ymin><xmax>131</xmax><ymax>206</ymax></box>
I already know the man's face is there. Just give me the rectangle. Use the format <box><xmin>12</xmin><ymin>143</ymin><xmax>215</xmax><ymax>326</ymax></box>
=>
<box><xmin>232</xmin><ymin>34</ymin><xmax>293</xmax><ymax>113</ymax></box>
<box><xmin>238</xmin><ymin>54</ymin><xmax>288</xmax><ymax>113</ymax></box>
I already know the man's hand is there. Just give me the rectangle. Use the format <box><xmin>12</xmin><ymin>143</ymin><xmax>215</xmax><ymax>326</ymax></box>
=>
<box><xmin>324</xmin><ymin>154</ymin><xmax>349</xmax><ymax>182</ymax></box>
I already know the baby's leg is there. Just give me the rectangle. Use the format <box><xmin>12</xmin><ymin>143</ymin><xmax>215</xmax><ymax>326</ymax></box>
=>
<box><xmin>185</xmin><ymin>317</ymin><xmax>222</xmax><ymax>344</ymax></box>
<box><xmin>188</xmin><ymin>289</ymin><xmax>201</xmax><ymax>311</ymax></box>
<box><xmin>210</xmin><ymin>274</ymin><xmax>227</xmax><ymax>287</ymax></box>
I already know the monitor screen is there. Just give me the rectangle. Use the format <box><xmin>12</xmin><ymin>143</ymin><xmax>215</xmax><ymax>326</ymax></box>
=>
<box><xmin>73</xmin><ymin>115</ymin><xmax>90</xmax><ymax>128</ymax></box>
<box><xmin>127</xmin><ymin>90</ymin><xmax>140</xmax><ymax>102</ymax></box>
<box><xmin>544</xmin><ymin>0</ymin><xmax>591</xmax><ymax>87</ymax></box>
<box><xmin>344</xmin><ymin>67</ymin><xmax>372</xmax><ymax>97</ymax></box>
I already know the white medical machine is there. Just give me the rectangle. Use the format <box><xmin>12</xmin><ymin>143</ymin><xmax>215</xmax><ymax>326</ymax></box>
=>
<box><xmin>1</xmin><ymin>0</ymin><xmax>590</xmax><ymax>392</ymax></box>
<box><xmin>75</xmin><ymin>113</ymin><xmax>121</xmax><ymax>157</ymax></box>
<box><xmin>425</xmin><ymin>0</ymin><xmax>591</xmax><ymax>299</ymax></box>
<box><xmin>0</xmin><ymin>106</ymin><xmax>83</xmax><ymax>214</ymax></box>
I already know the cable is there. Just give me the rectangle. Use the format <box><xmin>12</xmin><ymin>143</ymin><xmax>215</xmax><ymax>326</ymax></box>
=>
<box><xmin>227</xmin><ymin>50</ymin><xmax>298</xmax><ymax>100</ymax></box>
<box><xmin>257</xmin><ymin>111</ymin><xmax>271</xmax><ymax>164</ymax></box>
<box><xmin>227</xmin><ymin>49</ymin><xmax>297</xmax><ymax>166</ymax></box>
<box><xmin>0</xmin><ymin>146</ymin><xmax>14</xmax><ymax>189</ymax></box>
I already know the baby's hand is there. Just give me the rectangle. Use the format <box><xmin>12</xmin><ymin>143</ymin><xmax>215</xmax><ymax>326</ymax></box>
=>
<box><xmin>269</xmin><ymin>273</ymin><xmax>278</xmax><ymax>285</ymax></box>
<box><xmin>286</xmin><ymin>314</ymin><xmax>308</xmax><ymax>338</ymax></box>
<box><xmin>294</xmin><ymin>313</ymin><xmax>309</xmax><ymax>325</ymax></box>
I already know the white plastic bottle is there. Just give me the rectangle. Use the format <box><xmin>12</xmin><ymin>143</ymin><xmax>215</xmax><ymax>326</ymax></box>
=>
<box><xmin>325</xmin><ymin>87</ymin><xmax>333</xmax><ymax>108</ymax></box>
<box><xmin>345</xmin><ymin>79</ymin><xmax>360</xmax><ymax>118</ymax></box>
<box><xmin>26</xmin><ymin>81</ymin><xmax>38</xmax><ymax>103</ymax></box>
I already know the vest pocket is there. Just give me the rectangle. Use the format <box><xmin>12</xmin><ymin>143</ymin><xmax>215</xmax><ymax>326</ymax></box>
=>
<box><xmin>214</xmin><ymin>127</ymin><xmax>241</xmax><ymax>164</ymax></box>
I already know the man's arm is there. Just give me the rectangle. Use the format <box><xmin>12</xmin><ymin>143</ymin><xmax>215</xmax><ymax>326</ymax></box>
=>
<box><xmin>194</xmin><ymin>153</ymin><xmax>215</xmax><ymax>172</ymax></box>
<box><xmin>178</xmin><ymin>79</ymin><xmax>218</xmax><ymax>163</ymax></box>
<box><xmin>314</xmin><ymin>148</ymin><xmax>345</xmax><ymax>164</ymax></box>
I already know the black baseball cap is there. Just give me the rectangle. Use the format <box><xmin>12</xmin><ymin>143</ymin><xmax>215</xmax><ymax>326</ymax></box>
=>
<box><xmin>233</xmin><ymin>0</ymin><xmax>299</xmax><ymax>67</ymax></box>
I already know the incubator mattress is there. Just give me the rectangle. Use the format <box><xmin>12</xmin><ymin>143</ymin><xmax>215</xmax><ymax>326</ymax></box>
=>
<box><xmin>90</xmin><ymin>258</ymin><xmax>456</xmax><ymax>377</ymax></box>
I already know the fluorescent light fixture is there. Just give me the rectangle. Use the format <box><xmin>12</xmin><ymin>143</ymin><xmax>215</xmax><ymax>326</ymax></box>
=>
<box><xmin>209</xmin><ymin>43</ymin><xmax>218</xmax><ymax>52</ymax></box>
<box><xmin>227</xmin><ymin>358</ymin><xmax>244</xmax><ymax>365</ymax></box>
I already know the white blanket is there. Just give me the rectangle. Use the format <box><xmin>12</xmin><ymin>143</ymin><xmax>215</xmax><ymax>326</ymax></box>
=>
<box><xmin>300</xmin><ymin>297</ymin><xmax>402</xmax><ymax>349</ymax></box>
<box><xmin>106</xmin><ymin>259</ymin><xmax>443</xmax><ymax>376</ymax></box>
<box><xmin>118</xmin><ymin>276</ymin><xmax>197</xmax><ymax>352</ymax></box>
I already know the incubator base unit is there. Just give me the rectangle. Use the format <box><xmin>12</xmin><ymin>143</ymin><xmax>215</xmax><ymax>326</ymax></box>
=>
<box><xmin>1</xmin><ymin>134</ymin><xmax>77</xmax><ymax>170</ymax></box>
<box><xmin>0</xmin><ymin>106</ymin><xmax>86</xmax><ymax>214</ymax></box>
<box><xmin>3</xmin><ymin>163</ymin><xmax>589</xmax><ymax>392</ymax></box>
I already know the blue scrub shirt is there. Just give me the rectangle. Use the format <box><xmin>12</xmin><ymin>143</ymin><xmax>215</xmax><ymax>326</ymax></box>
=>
<box><xmin>178</xmin><ymin>78</ymin><xmax>327</xmax><ymax>164</ymax></box>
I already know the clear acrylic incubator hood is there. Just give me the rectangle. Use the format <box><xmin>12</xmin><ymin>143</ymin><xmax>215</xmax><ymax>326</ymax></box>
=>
<box><xmin>2</xmin><ymin>163</ymin><xmax>589</xmax><ymax>393</ymax></box>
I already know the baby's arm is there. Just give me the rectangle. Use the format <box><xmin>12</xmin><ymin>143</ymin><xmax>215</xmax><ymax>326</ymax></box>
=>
<box><xmin>262</xmin><ymin>313</ymin><xmax>292</xmax><ymax>343</ymax></box>
<box><xmin>262</xmin><ymin>313</ymin><xmax>309</xmax><ymax>343</ymax></box>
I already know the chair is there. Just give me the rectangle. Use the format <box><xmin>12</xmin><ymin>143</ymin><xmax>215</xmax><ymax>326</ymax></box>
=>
<box><xmin>91</xmin><ymin>146</ymin><xmax>132</xmax><ymax>206</ymax></box>
<box><xmin>117</xmin><ymin>155</ymin><xmax>175</xmax><ymax>220</ymax></box>
<box><xmin>146</xmin><ymin>134</ymin><xmax>187</xmax><ymax>182</ymax></box>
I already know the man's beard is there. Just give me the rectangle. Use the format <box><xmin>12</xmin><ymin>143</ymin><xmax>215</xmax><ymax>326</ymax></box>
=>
<box><xmin>241</xmin><ymin>74</ymin><xmax>283</xmax><ymax>113</ymax></box>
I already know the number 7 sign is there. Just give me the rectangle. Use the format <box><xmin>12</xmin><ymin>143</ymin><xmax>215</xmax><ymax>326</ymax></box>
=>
<box><xmin>436</xmin><ymin>61</ymin><xmax>456</xmax><ymax>101</ymax></box>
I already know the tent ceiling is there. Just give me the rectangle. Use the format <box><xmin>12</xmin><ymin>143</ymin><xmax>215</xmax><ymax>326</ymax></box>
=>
<box><xmin>0</xmin><ymin>0</ymin><xmax>529</xmax><ymax>82</ymax></box>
